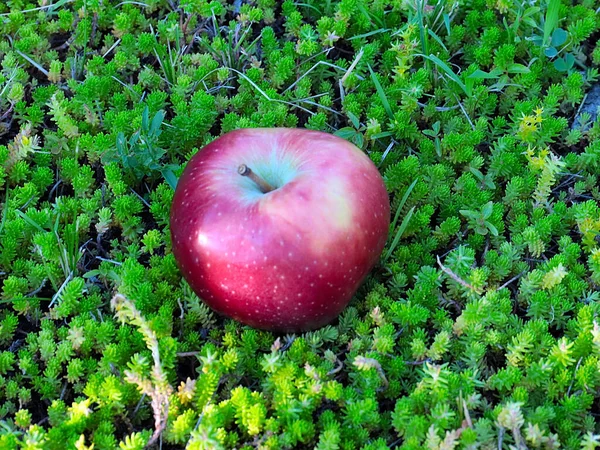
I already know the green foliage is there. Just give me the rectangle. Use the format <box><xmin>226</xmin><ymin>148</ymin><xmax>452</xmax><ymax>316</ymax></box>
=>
<box><xmin>0</xmin><ymin>0</ymin><xmax>600</xmax><ymax>448</ymax></box>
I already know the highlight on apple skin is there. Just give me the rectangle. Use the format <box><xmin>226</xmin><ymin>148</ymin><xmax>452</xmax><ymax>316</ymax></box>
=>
<box><xmin>170</xmin><ymin>128</ymin><xmax>391</xmax><ymax>332</ymax></box>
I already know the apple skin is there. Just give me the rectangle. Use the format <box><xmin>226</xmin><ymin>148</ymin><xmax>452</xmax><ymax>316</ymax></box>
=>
<box><xmin>170</xmin><ymin>128</ymin><xmax>390</xmax><ymax>332</ymax></box>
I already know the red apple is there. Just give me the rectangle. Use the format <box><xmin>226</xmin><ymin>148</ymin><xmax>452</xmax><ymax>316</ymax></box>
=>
<box><xmin>170</xmin><ymin>128</ymin><xmax>390</xmax><ymax>332</ymax></box>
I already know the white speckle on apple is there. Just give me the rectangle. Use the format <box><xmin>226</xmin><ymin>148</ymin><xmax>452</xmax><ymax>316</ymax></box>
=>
<box><xmin>297</xmin><ymin>293</ymin><xmax>302</xmax><ymax>297</ymax></box>
<box><xmin>244</xmin><ymin>284</ymin><xmax>248</xmax><ymax>288</ymax></box>
<box><xmin>310</xmin><ymin>283</ymin><xmax>314</xmax><ymax>287</ymax></box>
<box><xmin>227</xmin><ymin>264</ymin><xmax>231</xmax><ymax>268</ymax></box>
<box><xmin>256</xmin><ymin>296</ymin><xmax>260</xmax><ymax>300</ymax></box>
<box><xmin>319</xmin><ymin>274</ymin><xmax>323</xmax><ymax>279</ymax></box>
<box><xmin>304</xmin><ymin>266</ymin><xmax>309</xmax><ymax>271</ymax></box>
<box><xmin>194</xmin><ymin>257</ymin><xmax>199</xmax><ymax>263</ymax></box>
<box><xmin>288</xmin><ymin>252</ymin><xmax>293</xmax><ymax>257</ymax></box>
<box><xmin>279</xmin><ymin>240</ymin><xmax>284</xmax><ymax>246</ymax></box>
<box><xmin>206</xmin><ymin>263</ymin><xmax>211</xmax><ymax>268</ymax></box>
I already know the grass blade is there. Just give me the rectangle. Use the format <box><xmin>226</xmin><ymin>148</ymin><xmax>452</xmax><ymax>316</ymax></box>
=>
<box><xmin>368</xmin><ymin>64</ymin><xmax>394</xmax><ymax>120</ymax></box>
<box><xmin>382</xmin><ymin>178</ymin><xmax>419</xmax><ymax>264</ymax></box>
<box><xmin>14</xmin><ymin>210</ymin><xmax>46</xmax><ymax>232</ymax></box>
<box><xmin>420</xmin><ymin>53</ymin><xmax>469</xmax><ymax>97</ymax></box>
<box><xmin>383</xmin><ymin>206</ymin><xmax>415</xmax><ymax>263</ymax></box>
<box><xmin>543</xmin><ymin>0</ymin><xmax>560</xmax><ymax>48</ymax></box>
<box><xmin>390</xmin><ymin>178</ymin><xmax>418</xmax><ymax>233</ymax></box>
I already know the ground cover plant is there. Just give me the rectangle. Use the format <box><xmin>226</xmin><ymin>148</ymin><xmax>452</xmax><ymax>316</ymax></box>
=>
<box><xmin>1</xmin><ymin>0</ymin><xmax>600</xmax><ymax>448</ymax></box>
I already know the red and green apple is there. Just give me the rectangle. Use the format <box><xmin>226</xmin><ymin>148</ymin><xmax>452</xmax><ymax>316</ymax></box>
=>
<box><xmin>170</xmin><ymin>128</ymin><xmax>390</xmax><ymax>332</ymax></box>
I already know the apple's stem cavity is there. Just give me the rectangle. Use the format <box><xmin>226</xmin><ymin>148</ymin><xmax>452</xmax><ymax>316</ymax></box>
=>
<box><xmin>238</xmin><ymin>164</ymin><xmax>275</xmax><ymax>194</ymax></box>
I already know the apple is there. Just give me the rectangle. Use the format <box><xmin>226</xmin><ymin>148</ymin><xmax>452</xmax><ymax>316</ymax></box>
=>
<box><xmin>170</xmin><ymin>128</ymin><xmax>390</xmax><ymax>332</ymax></box>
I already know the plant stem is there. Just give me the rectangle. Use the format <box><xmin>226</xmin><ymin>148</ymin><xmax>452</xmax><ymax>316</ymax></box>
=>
<box><xmin>238</xmin><ymin>164</ymin><xmax>275</xmax><ymax>193</ymax></box>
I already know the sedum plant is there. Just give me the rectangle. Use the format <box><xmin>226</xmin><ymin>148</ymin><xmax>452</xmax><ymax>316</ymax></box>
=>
<box><xmin>1</xmin><ymin>0</ymin><xmax>600</xmax><ymax>448</ymax></box>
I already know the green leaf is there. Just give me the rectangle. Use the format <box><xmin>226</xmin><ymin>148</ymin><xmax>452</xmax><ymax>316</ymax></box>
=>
<box><xmin>564</xmin><ymin>53</ymin><xmax>575</xmax><ymax>67</ymax></box>
<box><xmin>150</xmin><ymin>110</ymin><xmax>165</xmax><ymax>136</ymax></box>
<box><xmin>420</xmin><ymin>54</ymin><xmax>469</xmax><ymax>97</ymax></box>
<box><xmin>551</xmin><ymin>28</ymin><xmax>567</xmax><ymax>47</ymax></box>
<box><xmin>390</xmin><ymin>178</ymin><xmax>418</xmax><ymax>233</ymax></box>
<box><xmin>353</xmin><ymin>132</ymin><xmax>364</xmax><ymax>149</ymax></box>
<box><xmin>554</xmin><ymin>54</ymin><xmax>574</xmax><ymax>72</ymax></box>
<box><xmin>459</xmin><ymin>209</ymin><xmax>480</xmax><ymax>220</ymax></box>
<box><xmin>383</xmin><ymin>178</ymin><xmax>418</xmax><ymax>265</ymax></box>
<box><xmin>543</xmin><ymin>0</ymin><xmax>560</xmax><ymax>47</ymax></box>
<box><xmin>370</xmin><ymin>131</ymin><xmax>394</xmax><ymax>140</ymax></box>
<box><xmin>141</xmin><ymin>106</ymin><xmax>149</xmax><ymax>132</ymax></box>
<box><xmin>368</xmin><ymin>64</ymin><xmax>394</xmax><ymax>120</ymax></box>
<box><xmin>347</xmin><ymin>111</ymin><xmax>361</xmax><ymax>129</ymax></box>
<box><xmin>486</xmin><ymin>221</ymin><xmax>499</xmax><ymax>236</ymax></box>
<box><xmin>47</xmin><ymin>0</ymin><xmax>73</xmax><ymax>15</ymax></box>
<box><xmin>544</xmin><ymin>47</ymin><xmax>558</xmax><ymax>58</ymax></box>
<box><xmin>14</xmin><ymin>210</ymin><xmax>45</xmax><ymax>233</ymax></box>
<box><xmin>468</xmin><ymin>69</ymin><xmax>502</xmax><ymax>79</ymax></box>
<box><xmin>507</xmin><ymin>64</ymin><xmax>530</xmax><ymax>74</ymax></box>
<box><xmin>427</xmin><ymin>29</ymin><xmax>448</xmax><ymax>52</ymax></box>
<box><xmin>160</xmin><ymin>168</ymin><xmax>179</xmax><ymax>190</ymax></box>
<box><xmin>334</xmin><ymin>127</ymin><xmax>358</xmax><ymax>140</ymax></box>
<box><xmin>384</xmin><ymin>206</ymin><xmax>415</xmax><ymax>264</ymax></box>
<box><xmin>443</xmin><ymin>13</ymin><xmax>451</xmax><ymax>35</ymax></box>
<box><xmin>482</xmin><ymin>201</ymin><xmax>494</xmax><ymax>219</ymax></box>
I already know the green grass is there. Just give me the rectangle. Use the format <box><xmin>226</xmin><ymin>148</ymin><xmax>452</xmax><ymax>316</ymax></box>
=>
<box><xmin>1</xmin><ymin>0</ymin><xmax>600</xmax><ymax>449</ymax></box>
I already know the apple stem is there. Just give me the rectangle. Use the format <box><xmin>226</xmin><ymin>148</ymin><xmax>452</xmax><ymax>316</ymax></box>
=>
<box><xmin>238</xmin><ymin>164</ymin><xmax>275</xmax><ymax>193</ymax></box>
